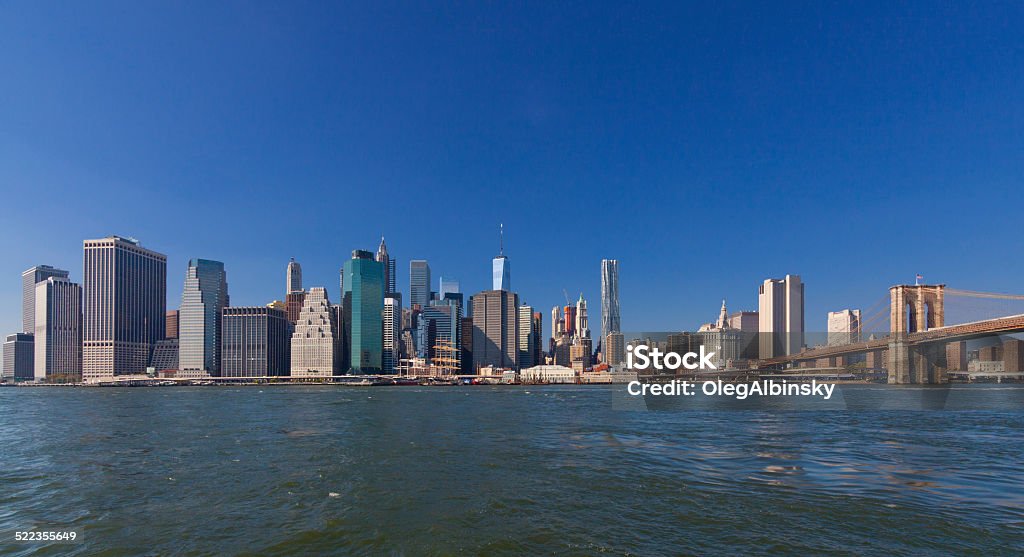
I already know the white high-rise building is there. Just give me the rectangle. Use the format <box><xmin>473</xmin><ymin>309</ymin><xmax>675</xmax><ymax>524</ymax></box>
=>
<box><xmin>22</xmin><ymin>265</ymin><xmax>69</xmax><ymax>334</ymax></box>
<box><xmin>758</xmin><ymin>275</ymin><xmax>805</xmax><ymax>359</ymax></box>
<box><xmin>83</xmin><ymin>236</ymin><xmax>167</xmax><ymax>382</ymax></box>
<box><xmin>600</xmin><ymin>259</ymin><xmax>620</xmax><ymax>340</ymax></box>
<box><xmin>34</xmin><ymin>277</ymin><xmax>82</xmax><ymax>381</ymax></box>
<box><xmin>696</xmin><ymin>300</ymin><xmax>742</xmax><ymax>369</ymax></box>
<box><xmin>287</xmin><ymin>258</ymin><xmax>302</xmax><ymax>294</ymax></box>
<box><xmin>827</xmin><ymin>309</ymin><xmax>862</xmax><ymax>346</ymax></box>
<box><xmin>290</xmin><ymin>287</ymin><xmax>339</xmax><ymax>377</ymax></box>
<box><xmin>551</xmin><ymin>306</ymin><xmax>562</xmax><ymax>339</ymax></box>
<box><xmin>518</xmin><ymin>304</ymin><xmax>536</xmax><ymax>369</ymax></box>
<box><xmin>383</xmin><ymin>296</ymin><xmax>401</xmax><ymax>373</ymax></box>
<box><xmin>575</xmin><ymin>293</ymin><xmax>590</xmax><ymax>340</ymax></box>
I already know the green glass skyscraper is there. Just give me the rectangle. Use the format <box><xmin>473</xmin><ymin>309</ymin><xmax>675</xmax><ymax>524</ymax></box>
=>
<box><xmin>342</xmin><ymin>250</ymin><xmax>384</xmax><ymax>374</ymax></box>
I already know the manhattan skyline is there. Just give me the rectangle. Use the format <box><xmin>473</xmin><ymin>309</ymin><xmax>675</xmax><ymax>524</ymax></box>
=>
<box><xmin>3</xmin><ymin>2</ymin><xmax>1024</xmax><ymax>340</ymax></box>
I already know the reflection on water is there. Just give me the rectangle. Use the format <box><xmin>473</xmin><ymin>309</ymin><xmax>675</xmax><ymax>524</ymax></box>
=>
<box><xmin>0</xmin><ymin>385</ymin><xmax>1022</xmax><ymax>555</ymax></box>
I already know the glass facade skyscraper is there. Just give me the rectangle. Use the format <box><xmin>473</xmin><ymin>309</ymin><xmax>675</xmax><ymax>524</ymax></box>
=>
<box><xmin>343</xmin><ymin>250</ymin><xmax>384</xmax><ymax>373</ymax></box>
<box><xmin>492</xmin><ymin>224</ymin><xmax>511</xmax><ymax>291</ymax></box>
<box><xmin>419</xmin><ymin>299</ymin><xmax>461</xmax><ymax>361</ymax></box>
<box><xmin>439</xmin><ymin>276</ymin><xmax>460</xmax><ymax>302</ymax></box>
<box><xmin>492</xmin><ymin>256</ymin><xmax>510</xmax><ymax>291</ymax></box>
<box><xmin>179</xmin><ymin>259</ymin><xmax>229</xmax><ymax>375</ymax></box>
<box><xmin>409</xmin><ymin>260</ymin><xmax>431</xmax><ymax>310</ymax></box>
<box><xmin>600</xmin><ymin>259</ymin><xmax>620</xmax><ymax>341</ymax></box>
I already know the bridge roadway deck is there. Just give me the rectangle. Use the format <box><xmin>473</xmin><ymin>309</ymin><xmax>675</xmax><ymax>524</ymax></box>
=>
<box><xmin>764</xmin><ymin>313</ymin><xmax>1024</xmax><ymax>365</ymax></box>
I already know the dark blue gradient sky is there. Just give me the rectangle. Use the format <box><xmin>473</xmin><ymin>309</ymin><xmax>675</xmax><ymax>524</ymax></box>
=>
<box><xmin>2</xmin><ymin>1</ymin><xmax>1023</xmax><ymax>338</ymax></box>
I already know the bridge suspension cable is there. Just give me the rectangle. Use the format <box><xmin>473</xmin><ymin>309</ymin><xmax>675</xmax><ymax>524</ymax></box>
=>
<box><xmin>858</xmin><ymin>310</ymin><xmax>890</xmax><ymax>334</ymax></box>
<box><xmin>946</xmin><ymin>288</ymin><xmax>1024</xmax><ymax>301</ymax></box>
<box><xmin>855</xmin><ymin>295</ymin><xmax>891</xmax><ymax>334</ymax></box>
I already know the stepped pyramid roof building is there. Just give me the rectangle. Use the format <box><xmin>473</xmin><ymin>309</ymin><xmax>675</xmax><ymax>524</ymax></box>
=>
<box><xmin>290</xmin><ymin>287</ymin><xmax>339</xmax><ymax>377</ymax></box>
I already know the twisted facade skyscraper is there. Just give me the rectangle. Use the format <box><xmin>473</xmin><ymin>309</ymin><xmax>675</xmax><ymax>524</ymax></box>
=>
<box><xmin>600</xmin><ymin>259</ymin><xmax>620</xmax><ymax>340</ymax></box>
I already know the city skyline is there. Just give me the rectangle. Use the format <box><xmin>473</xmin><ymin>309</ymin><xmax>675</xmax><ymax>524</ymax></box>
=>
<box><xmin>12</xmin><ymin>232</ymin><xmax>1022</xmax><ymax>384</ymax></box>
<box><xmin>8</xmin><ymin>230</ymin><xmax>1024</xmax><ymax>347</ymax></box>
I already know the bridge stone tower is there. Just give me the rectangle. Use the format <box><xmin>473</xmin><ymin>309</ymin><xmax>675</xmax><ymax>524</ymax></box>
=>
<box><xmin>888</xmin><ymin>284</ymin><xmax>946</xmax><ymax>384</ymax></box>
<box><xmin>890</xmin><ymin>284</ymin><xmax>945</xmax><ymax>334</ymax></box>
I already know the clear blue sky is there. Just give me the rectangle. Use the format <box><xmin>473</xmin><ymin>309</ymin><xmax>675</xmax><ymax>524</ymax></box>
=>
<box><xmin>2</xmin><ymin>1</ymin><xmax>1023</xmax><ymax>340</ymax></box>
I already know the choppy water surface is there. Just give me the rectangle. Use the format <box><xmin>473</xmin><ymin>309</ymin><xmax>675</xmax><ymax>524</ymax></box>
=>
<box><xmin>1</xmin><ymin>385</ymin><xmax>1022</xmax><ymax>555</ymax></box>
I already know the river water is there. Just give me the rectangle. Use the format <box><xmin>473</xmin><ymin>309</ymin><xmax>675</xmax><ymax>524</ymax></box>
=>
<box><xmin>1</xmin><ymin>384</ymin><xmax>1022</xmax><ymax>555</ymax></box>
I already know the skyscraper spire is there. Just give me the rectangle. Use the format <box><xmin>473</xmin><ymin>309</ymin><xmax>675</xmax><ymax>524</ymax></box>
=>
<box><xmin>718</xmin><ymin>299</ymin><xmax>728</xmax><ymax>329</ymax></box>
<box><xmin>575</xmin><ymin>292</ymin><xmax>590</xmax><ymax>340</ymax></box>
<box><xmin>499</xmin><ymin>223</ymin><xmax>504</xmax><ymax>256</ymax></box>
<box><xmin>376</xmin><ymin>236</ymin><xmax>395</xmax><ymax>296</ymax></box>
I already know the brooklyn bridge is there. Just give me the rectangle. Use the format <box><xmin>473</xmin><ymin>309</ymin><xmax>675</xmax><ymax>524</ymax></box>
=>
<box><xmin>764</xmin><ymin>284</ymin><xmax>1024</xmax><ymax>384</ymax></box>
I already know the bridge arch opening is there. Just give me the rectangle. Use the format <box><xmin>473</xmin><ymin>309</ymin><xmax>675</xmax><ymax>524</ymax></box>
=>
<box><xmin>891</xmin><ymin>284</ymin><xmax>945</xmax><ymax>334</ymax></box>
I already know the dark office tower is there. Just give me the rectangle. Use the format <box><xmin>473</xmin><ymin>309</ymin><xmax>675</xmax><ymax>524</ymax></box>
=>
<box><xmin>376</xmin><ymin>237</ymin><xmax>397</xmax><ymax>296</ymax></box>
<box><xmin>83</xmin><ymin>236</ymin><xmax>167</xmax><ymax>382</ymax></box>
<box><xmin>600</xmin><ymin>259</ymin><xmax>620</xmax><ymax>340</ymax></box>
<box><xmin>150</xmin><ymin>339</ymin><xmax>178</xmax><ymax>372</ymax></box>
<box><xmin>22</xmin><ymin>265</ymin><xmax>69</xmax><ymax>334</ymax></box>
<box><xmin>165</xmin><ymin>310</ymin><xmax>179</xmax><ymax>339</ymax></box>
<box><xmin>285</xmin><ymin>291</ymin><xmax>305</xmax><ymax>324</ymax></box>
<box><xmin>34</xmin><ymin>277</ymin><xmax>83</xmax><ymax>383</ymax></box>
<box><xmin>420</xmin><ymin>299</ymin><xmax>462</xmax><ymax>361</ymax></box>
<box><xmin>221</xmin><ymin>307</ymin><xmax>290</xmax><ymax>377</ymax></box>
<box><xmin>409</xmin><ymin>260</ymin><xmax>431</xmax><ymax>310</ymax></box>
<box><xmin>460</xmin><ymin>317</ymin><xmax>474</xmax><ymax>374</ymax></box>
<box><xmin>286</xmin><ymin>257</ymin><xmax>302</xmax><ymax>294</ymax></box>
<box><xmin>343</xmin><ymin>250</ymin><xmax>384</xmax><ymax>373</ymax></box>
<box><xmin>470</xmin><ymin>289</ymin><xmax>519</xmax><ymax>371</ymax></box>
<box><xmin>179</xmin><ymin>259</ymin><xmax>229</xmax><ymax>376</ymax></box>
<box><xmin>532</xmin><ymin>312</ymin><xmax>543</xmax><ymax>367</ymax></box>
<box><xmin>2</xmin><ymin>333</ymin><xmax>35</xmax><ymax>381</ymax></box>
